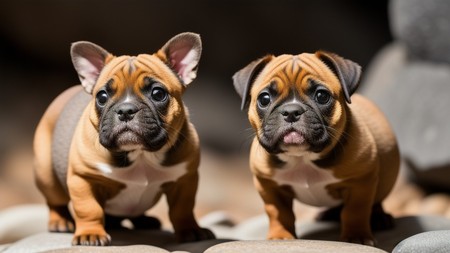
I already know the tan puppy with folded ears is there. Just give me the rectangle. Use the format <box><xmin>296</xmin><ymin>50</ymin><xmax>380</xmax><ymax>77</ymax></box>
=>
<box><xmin>33</xmin><ymin>32</ymin><xmax>215</xmax><ymax>246</ymax></box>
<box><xmin>233</xmin><ymin>51</ymin><xmax>400</xmax><ymax>245</ymax></box>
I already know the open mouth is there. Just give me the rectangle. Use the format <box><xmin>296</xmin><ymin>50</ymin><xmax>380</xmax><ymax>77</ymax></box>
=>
<box><xmin>282</xmin><ymin>130</ymin><xmax>305</xmax><ymax>145</ymax></box>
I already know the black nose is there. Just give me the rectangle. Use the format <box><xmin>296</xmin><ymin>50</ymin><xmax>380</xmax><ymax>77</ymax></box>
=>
<box><xmin>281</xmin><ymin>104</ymin><xmax>305</xmax><ymax>123</ymax></box>
<box><xmin>116</xmin><ymin>103</ymin><xmax>139</xmax><ymax>122</ymax></box>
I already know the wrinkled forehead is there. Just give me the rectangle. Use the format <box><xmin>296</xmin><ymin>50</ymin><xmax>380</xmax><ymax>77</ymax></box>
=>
<box><xmin>252</xmin><ymin>53</ymin><xmax>340</xmax><ymax>94</ymax></box>
<box><xmin>92</xmin><ymin>54</ymin><xmax>180</xmax><ymax>96</ymax></box>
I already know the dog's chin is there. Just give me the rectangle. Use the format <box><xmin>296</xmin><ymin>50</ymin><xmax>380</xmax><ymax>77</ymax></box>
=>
<box><xmin>279</xmin><ymin>131</ymin><xmax>310</xmax><ymax>157</ymax></box>
<box><xmin>115</xmin><ymin>131</ymin><xmax>145</xmax><ymax>152</ymax></box>
<box><xmin>100</xmin><ymin>121</ymin><xmax>169</xmax><ymax>152</ymax></box>
<box><xmin>114</xmin><ymin>130</ymin><xmax>168</xmax><ymax>152</ymax></box>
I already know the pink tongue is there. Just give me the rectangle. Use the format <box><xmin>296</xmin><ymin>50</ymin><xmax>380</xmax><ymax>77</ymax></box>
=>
<box><xmin>283</xmin><ymin>131</ymin><xmax>304</xmax><ymax>144</ymax></box>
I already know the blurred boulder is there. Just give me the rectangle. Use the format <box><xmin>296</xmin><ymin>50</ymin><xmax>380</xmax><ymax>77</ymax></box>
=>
<box><xmin>361</xmin><ymin>0</ymin><xmax>450</xmax><ymax>192</ymax></box>
<box><xmin>390</xmin><ymin>0</ymin><xmax>450</xmax><ymax>64</ymax></box>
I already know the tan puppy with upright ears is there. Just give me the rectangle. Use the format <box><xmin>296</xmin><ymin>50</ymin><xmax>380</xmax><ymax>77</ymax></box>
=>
<box><xmin>233</xmin><ymin>51</ymin><xmax>400</xmax><ymax>245</ymax></box>
<box><xmin>33</xmin><ymin>32</ymin><xmax>215</xmax><ymax>246</ymax></box>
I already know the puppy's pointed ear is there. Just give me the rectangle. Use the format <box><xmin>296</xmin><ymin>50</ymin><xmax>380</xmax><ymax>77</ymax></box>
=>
<box><xmin>233</xmin><ymin>55</ymin><xmax>273</xmax><ymax>110</ymax></box>
<box><xmin>315</xmin><ymin>51</ymin><xmax>361</xmax><ymax>104</ymax></box>
<box><xmin>71</xmin><ymin>41</ymin><xmax>112</xmax><ymax>94</ymax></box>
<box><xmin>156</xmin><ymin>32</ymin><xmax>202</xmax><ymax>86</ymax></box>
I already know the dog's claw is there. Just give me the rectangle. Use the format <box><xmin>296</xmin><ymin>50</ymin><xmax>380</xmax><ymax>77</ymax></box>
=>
<box><xmin>72</xmin><ymin>233</ymin><xmax>111</xmax><ymax>246</ymax></box>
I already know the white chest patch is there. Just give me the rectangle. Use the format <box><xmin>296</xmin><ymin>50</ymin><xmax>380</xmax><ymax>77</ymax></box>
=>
<box><xmin>273</xmin><ymin>156</ymin><xmax>342</xmax><ymax>207</ymax></box>
<box><xmin>96</xmin><ymin>151</ymin><xmax>186</xmax><ymax>217</ymax></box>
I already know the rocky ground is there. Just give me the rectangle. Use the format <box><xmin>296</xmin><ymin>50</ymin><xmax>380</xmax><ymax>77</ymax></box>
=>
<box><xmin>2</xmin><ymin>146</ymin><xmax>450</xmax><ymax>252</ymax></box>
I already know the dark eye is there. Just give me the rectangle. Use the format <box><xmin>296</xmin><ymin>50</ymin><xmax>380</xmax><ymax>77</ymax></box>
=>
<box><xmin>151</xmin><ymin>87</ymin><xmax>168</xmax><ymax>102</ymax></box>
<box><xmin>315</xmin><ymin>90</ymin><xmax>331</xmax><ymax>105</ymax></box>
<box><xmin>257</xmin><ymin>92</ymin><xmax>271</xmax><ymax>108</ymax></box>
<box><xmin>96</xmin><ymin>90</ymin><xmax>109</xmax><ymax>107</ymax></box>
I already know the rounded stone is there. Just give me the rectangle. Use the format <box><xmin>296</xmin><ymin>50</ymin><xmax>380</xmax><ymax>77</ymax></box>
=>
<box><xmin>392</xmin><ymin>230</ymin><xmax>450</xmax><ymax>253</ymax></box>
<box><xmin>390</xmin><ymin>0</ymin><xmax>450</xmax><ymax>63</ymax></box>
<box><xmin>0</xmin><ymin>204</ymin><xmax>47</xmax><ymax>244</ymax></box>
<box><xmin>204</xmin><ymin>240</ymin><xmax>387</xmax><ymax>253</ymax></box>
<box><xmin>43</xmin><ymin>245</ymin><xmax>169</xmax><ymax>253</ymax></box>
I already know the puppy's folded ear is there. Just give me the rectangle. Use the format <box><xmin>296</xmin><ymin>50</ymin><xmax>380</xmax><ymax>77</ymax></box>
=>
<box><xmin>156</xmin><ymin>32</ymin><xmax>202</xmax><ymax>86</ymax></box>
<box><xmin>71</xmin><ymin>42</ymin><xmax>112</xmax><ymax>94</ymax></box>
<box><xmin>315</xmin><ymin>51</ymin><xmax>361</xmax><ymax>104</ymax></box>
<box><xmin>233</xmin><ymin>55</ymin><xmax>273</xmax><ymax>110</ymax></box>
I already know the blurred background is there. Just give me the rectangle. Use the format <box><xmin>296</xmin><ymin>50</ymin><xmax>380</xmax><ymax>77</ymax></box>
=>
<box><xmin>0</xmin><ymin>0</ymin><xmax>391</xmax><ymax>154</ymax></box>
<box><xmin>0</xmin><ymin>0</ymin><xmax>390</xmax><ymax>209</ymax></box>
<box><xmin>2</xmin><ymin>0</ymin><xmax>450</xmax><ymax>245</ymax></box>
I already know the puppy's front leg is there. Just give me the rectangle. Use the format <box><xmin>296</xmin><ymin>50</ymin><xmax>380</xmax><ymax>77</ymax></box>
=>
<box><xmin>163</xmin><ymin>171</ymin><xmax>215</xmax><ymax>242</ymax></box>
<box><xmin>68</xmin><ymin>173</ymin><xmax>110</xmax><ymax>246</ymax></box>
<box><xmin>254</xmin><ymin>176</ymin><xmax>296</xmax><ymax>240</ymax></box>
<box><xmin>328</xmin><ymin>174</ymin><xmax>377</xmax><ymax>246</ymax></box>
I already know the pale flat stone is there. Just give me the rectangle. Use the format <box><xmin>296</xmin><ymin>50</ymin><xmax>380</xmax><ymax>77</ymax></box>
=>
<box><xmin>43</xmin><ymin>245</ymin><xmax>169</xmax><ymax>253</ymax></box>
<box><xmin>204</xmin><ymin>240</ymin><xmax>387</xmax><ymax>253</ymax></box>
<box><xmin>2</xmin><ymin>233</ymin><xmax>73</xmax><ymax>253</ymax></box>
<box><xmin>0</xmin><ymin>204</ymin><xmax>47</xmax><ymax>244</ymax></box>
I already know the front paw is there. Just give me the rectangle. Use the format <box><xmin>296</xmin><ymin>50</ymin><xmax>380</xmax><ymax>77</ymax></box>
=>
<box><xmin>176</xmin><ymin>227</ymin><xmax>215</xmax><ymax>242</ymax></box>
<box><xmin>72</xmin><ymin>233</ymin><xmax>111</xmax><ymax>246</ymax></box>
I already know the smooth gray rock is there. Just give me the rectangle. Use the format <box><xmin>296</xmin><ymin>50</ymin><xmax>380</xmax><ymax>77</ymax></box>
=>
<box><xmin>204</xmin><ymin>240</ymin><xmax>387</xmax><ymax>253</ymax></box>
<box><xmin>361</xmin><ymin>53</ymin><xmax>450</xmax><ymax>191</ymax></box>
<box><xmin>363</xmin><ymin>0</ymin><xmax>450</xmax><ymax>192</ymax></box>
<box><xmin>392</xmin><ymin>230</ymin><xmax>450</xmax><ymax>253</ymax></box>
<box><xmin>390</xmin><ymin>0</ymin><xmax>450</xmax><ymax>63</ymax></box>
<box><xmin>387</xmin><ymin>63</ymin><xmax>450</xmax><ymax>170</ymax></box>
